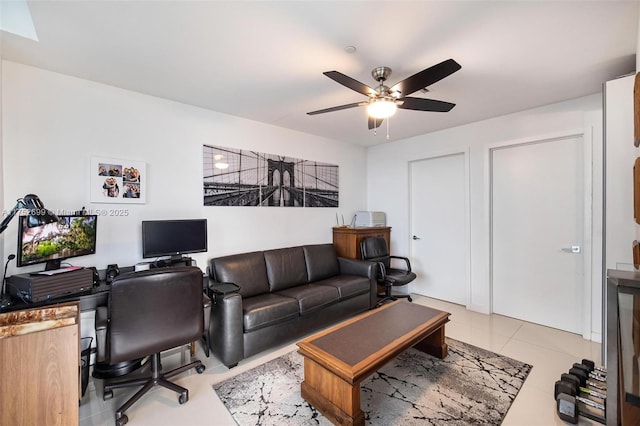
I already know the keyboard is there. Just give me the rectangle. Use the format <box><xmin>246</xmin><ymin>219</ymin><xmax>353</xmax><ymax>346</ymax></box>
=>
<box><xmin>34</xmin><ymin>266</ymin><xmax>84</xmax><ymax>276</ymax></box>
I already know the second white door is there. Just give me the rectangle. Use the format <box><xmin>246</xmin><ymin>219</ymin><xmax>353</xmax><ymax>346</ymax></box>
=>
<box><xmin>491</xmin><ymin>136</ymin><xmax>585</xmax><ymax>334</ymax></box>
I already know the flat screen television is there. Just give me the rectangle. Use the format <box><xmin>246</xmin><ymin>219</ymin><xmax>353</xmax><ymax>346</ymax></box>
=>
<box><xmin>141</xmin><ymin>219</ymin><xmax>207</xmax><ymax>261</ymax></box>
<box><xmin>17</xmin><ymin>214</ymin><xmax>98</xmax><ymax>270</ymax></box>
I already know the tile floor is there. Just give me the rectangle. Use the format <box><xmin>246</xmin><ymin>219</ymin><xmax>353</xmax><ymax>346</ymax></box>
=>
<box><xmin>79</xmin><ymin>295</ymin><xmax>603</xmax><ymax>425</ymax></box>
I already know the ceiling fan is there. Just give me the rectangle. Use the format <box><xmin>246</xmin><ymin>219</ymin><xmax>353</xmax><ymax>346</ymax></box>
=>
<box><xmin>307</xmin><ymin>58</ymin><xmax>461</xmax><ymax>129</ymax></box>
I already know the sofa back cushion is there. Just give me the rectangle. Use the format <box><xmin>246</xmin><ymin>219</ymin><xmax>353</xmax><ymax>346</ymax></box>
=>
<box><xmin>210</xmin><ymin>251</ymin><xmax>269</xmax><ymax>298</ymax></box>
<box><xmin>303</xmin><ymin>244</ymin><xmax>340</xmax><ymax>282</ymax></box>
<box><xmin>264</xmin><ymin>246</ymin><xmax>308</xmax><ymax>291</ymax></box>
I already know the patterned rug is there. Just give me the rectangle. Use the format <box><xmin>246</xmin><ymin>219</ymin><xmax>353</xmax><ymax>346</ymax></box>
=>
<box><xmin>213</xmin><ymin>338</ymin><xmax>532</xmax><ymax>425</ymax></box>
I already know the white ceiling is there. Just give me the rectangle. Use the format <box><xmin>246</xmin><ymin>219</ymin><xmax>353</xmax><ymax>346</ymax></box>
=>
<box><xmin>1</xmin><ymin>1</ymin><xmax>638</xmax><ymax>147</ymax></box>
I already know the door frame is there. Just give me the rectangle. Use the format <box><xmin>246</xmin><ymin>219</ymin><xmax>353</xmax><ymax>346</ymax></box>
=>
<box><xmin>408</xmin><ymin>148</ymin><xmax>471</xmax><ymax>307</ymax></box>
<box><xmin>485</xmin><ymin>129</ymin><xmax>593</xmax><ymax>339</ymax></box>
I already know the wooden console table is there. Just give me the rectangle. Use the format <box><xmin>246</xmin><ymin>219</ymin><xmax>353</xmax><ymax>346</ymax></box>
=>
<box><xmin>298</xmin><ymin>301</ymin><xmax>450</xmax><ymax>425</ymax></box>
<box><xmin>332</xmin><ymin>226</ymin><xmax>391</xmax><ymax>259</ymax></box>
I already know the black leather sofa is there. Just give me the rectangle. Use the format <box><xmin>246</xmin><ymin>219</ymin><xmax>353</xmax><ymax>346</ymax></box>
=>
<box><xmin>207</xmin><ymin>243</ymin><xmax>377</xmax><ymax>368</ymax></box>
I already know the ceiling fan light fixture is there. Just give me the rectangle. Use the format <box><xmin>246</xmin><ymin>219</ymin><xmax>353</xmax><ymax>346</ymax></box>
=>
<box><xmin>367</xmin><ymin>98</ymin><xmax>397</xmax><ymax>119</ymax></box>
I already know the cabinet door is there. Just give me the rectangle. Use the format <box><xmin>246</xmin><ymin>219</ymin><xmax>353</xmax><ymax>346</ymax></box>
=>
<box><xmin>0</xmin><ymin>306</ymin><xmax>79</xmax><ymax>425</ymax></box>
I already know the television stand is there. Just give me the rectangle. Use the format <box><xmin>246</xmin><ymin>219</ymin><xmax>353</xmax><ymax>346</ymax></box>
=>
<box><xmin>169</xmin><ymin>256</ymin><xmax>192</xmax><ymax>267</ymax></box>
<box><xmin>153</xmin><ymin>256</ymin><xmax>193</xmax><ymax>268</ymax></box>
<box><xmin>44</xmin><ymin>259</ymin><xmax>62</xmax><ymax>271</ymax></box>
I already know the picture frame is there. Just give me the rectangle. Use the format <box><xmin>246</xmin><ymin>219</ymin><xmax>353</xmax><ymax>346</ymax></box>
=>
<box><xmin>90</xmin><ymin>156</ymin><xmax>146</xmax><ymax>204</ymax></box>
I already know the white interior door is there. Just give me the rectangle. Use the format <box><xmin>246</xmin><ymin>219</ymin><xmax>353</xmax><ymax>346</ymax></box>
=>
<box><xmin>491</xmin><ymin>136</ymin><xmax>584</xmax><ymax>333</ymax></box>
<box><xmin>410</xmin><ymin>153</ymin><xmax>467</xmax><ymax>305</ymax></box>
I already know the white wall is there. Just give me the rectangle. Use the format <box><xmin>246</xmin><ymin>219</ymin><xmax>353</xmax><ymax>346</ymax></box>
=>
<box><xmin>367</xmin><ymin>94</ymin><xmax>604</xmax><ymax>338</ymax></box>
<box><xmin>1</xmin><ymin>61</ymin><xmax>367</xmax><ymax>276</ymax></box>
<box><xmin>605</xmin><ymin>75</ymin><xmax>636</xmax><ymax>271</ymax></box>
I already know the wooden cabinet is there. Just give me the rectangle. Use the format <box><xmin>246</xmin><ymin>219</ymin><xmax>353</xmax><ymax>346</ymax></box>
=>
<box><xmin>0</xmin><ymin>302</ymin><xmax>80</xmax><ymax>425</ymax></box>
<box><xmin>332</xmin><ymin>226</ymin><xmax>391</xmax><ymax>259</ymax></box>
<box><xmin>607</xmin><ymin>270</ymin><xmax>640</xmax><ymax>426</ymax></box>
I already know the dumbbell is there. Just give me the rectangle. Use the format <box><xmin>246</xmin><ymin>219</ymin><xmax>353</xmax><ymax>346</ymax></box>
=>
<box><xmin>572</xmin><ymin>363</ymin><xmax>606</xmax><ymax>382</ymax></box>
<box><xmin>568</xmin><ymin>366</ymin><xmax>606</xmax><ymax>391</ymax></box>
<box><xmin>554</xmin><ymin>375</ymin><xmax>606</xmax><ymax>401</ymax></box>
<box><xmin>581</xmin><ymin>359</ymin><xmax>607</xmax><ymax>376</ymax></box>
<box><xmin>557</xmin><ymin>392</ymin><xmax>606</xmax><ymax>424</ymax></box>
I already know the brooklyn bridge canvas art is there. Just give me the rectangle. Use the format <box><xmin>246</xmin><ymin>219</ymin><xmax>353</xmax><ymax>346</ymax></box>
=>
<box><xmin>203</xmin><ymin>145</ymin><xmax>339</xmax><ymax>207</ymax></box>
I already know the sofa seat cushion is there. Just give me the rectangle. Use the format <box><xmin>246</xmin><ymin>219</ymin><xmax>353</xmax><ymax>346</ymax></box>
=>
<box><xmin>275</xmin><ymin>284</ymin><xmax>340</xmax><ymax>315</ymax></box>
<box><xmin>242</xmin><ymin>294</ymin><xmax>299</xmax><ymax>332</ymax></box>
<box><xmin>316</xmin><ymin>275</ymin><xmax>370</xmax><ymax>300</ymax></box>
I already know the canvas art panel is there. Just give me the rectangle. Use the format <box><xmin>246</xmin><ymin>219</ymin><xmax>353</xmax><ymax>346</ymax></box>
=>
<box><xmin>203</xmin><ymin>145</ymin><xmax>338</xmax><ymax>207</ymax></box>
<box><xmin>90</xmin><ymin>157</ymin><xmax>146</xmax><ymax>204</ymax></box>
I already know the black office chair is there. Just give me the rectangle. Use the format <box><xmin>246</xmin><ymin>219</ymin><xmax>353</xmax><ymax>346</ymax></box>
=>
<box><xmin>94</xmin><ymin>266</ymin><xmax>206</xmax><ymax>426</ymax></box>
<box><xmin>360</xmin><ymin>236</ymin><xmax>416</xmax><ymax>305</ymax></box>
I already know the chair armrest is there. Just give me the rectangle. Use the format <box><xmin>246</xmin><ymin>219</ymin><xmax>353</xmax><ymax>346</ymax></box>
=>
<box><xmin>94</xmin><ymin>306</ymin><xmax>108</xmax><ymax>363</ymax></box>
<box><xmin>209</xmin><ymin>292</ymin><xmax>244</xmax><ymax>368</ymax></box>
<box><xmin>376</xmin><ymin>261</ymin><xmax>388</xmax><ymax>280</ymax></box>
<box><xmin>389</xmin><ymin>255</ymin><xmax>412</xmax><ymax>272</ymax></box>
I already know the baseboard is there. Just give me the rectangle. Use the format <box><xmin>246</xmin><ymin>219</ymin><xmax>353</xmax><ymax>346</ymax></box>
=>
<box><xmin>465</xmin><ymin>303</ymin><xmax>490</xmax><ymax>315</ymax></box>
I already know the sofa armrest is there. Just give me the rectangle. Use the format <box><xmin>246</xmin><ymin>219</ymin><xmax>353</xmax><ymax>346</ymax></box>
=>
<box><xmin>94</xmin><ymin>306</ymin><xmax>108</xmax><ymax>363</ymax></box>
<box><xmin>209</xmin><ymin>292</ymin><xmax>244</xmax><ymax>368</ymax></box>
<box><xmin>338</xmin><ymin>257</ymin><xmax>378</xmax><ymax>308</ymax></box>
<box><xmin>338</xmin><ymin>257</ymin><xmax>375</xmax><ymax>278</ymax></box>
<box><xmin>207</xmin><ymin>281</ymin><xmax>241</xmax><ymax>299</ymax></box>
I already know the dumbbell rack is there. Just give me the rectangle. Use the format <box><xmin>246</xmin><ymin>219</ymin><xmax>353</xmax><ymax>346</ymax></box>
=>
<box><xmin>554</xmin><ymin>359</ymin><xmax>606</xmax><ymax>424</ymax></box>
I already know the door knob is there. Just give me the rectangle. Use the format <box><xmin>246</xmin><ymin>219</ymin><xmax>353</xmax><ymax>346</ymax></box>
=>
<box><xmin>412</xmin><ymin>235</ymin><xmax>421</xmax><ymax>240</ymax></box>
<box><xmin>560</xmin><ymin>245</ymin><xmax>581</xmax><ymax>253</ymax></box>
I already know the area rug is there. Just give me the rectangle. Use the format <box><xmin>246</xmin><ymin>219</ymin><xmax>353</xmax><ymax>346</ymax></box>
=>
<box><xmin>213</xmin><ymin>338</ymin><xmax>532</xmax><ymax>425</ymax></box>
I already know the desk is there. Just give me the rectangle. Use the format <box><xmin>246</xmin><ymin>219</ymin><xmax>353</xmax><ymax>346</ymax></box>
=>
<box><xmin>1</xmin><ymin>265</ymin><xmax>210</xmax><ymax>314</ymax></box>
<box><xmin>1</xmin><ymin>266</ymin><xmax>211</xmax><ymax>378</ymax></box>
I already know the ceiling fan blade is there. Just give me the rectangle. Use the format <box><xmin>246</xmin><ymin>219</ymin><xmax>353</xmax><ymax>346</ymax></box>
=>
<box><xmin>391</xmin><ymin>59</ymin><xmax>461</xmax><ymax>97</ymax></box>
<box><xmin>398</xmin><ymin>97</ymin><xmax>456</xmax><ymax>112</ymax></box>
<box><xmin>307</xmin><ymin>101</ymin><xmax>367</xmax><ymax>115</ymax></box>
<box><xmin>324</xmin><ymin>71</ymin><xmax>377</xmax><ymax>97</ymax></box>
<box><xmin>368</xmin><ymin>116</ymin><xmax>383</xmax><ymax>129</ymax></box>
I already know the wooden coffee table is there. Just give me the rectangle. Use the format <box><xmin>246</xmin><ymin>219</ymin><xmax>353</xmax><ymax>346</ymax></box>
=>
<box><xmin>297</xmin><ymin>300</ymin><xmax>450</xmax><ymax>426</ymax></box>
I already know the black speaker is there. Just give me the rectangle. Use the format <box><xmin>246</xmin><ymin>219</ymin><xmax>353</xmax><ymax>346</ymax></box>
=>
<box><xmin>106</xmin><ymin>264</ymin><xmax>120</xmax><ymax>284</ymax></box>
<box><xmin>88</xmin><ymin>266</ymin><xmax>100</xmax><ymax>287</ymax></box>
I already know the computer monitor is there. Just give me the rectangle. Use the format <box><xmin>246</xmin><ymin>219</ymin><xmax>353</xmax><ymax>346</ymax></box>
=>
<box><xmin>141</xmin><ymin>219</ymin><xmax>207</xmax><ymax>261</ymax></box>
<box><xmin>17</xmin><ymin>214</ymin><xmax>98</xmax><ymax>271</ymax></box>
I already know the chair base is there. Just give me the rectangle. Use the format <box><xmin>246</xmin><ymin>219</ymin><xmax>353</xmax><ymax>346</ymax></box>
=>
<box><xmin>103</xmin><ymin>352</ymin><xmax>205</xmax><ymax>426</ymax></box>
<box><xmin>377</xmin><ymin>287</ymin><xmax>412</xmax><ymax>306</ymax></box>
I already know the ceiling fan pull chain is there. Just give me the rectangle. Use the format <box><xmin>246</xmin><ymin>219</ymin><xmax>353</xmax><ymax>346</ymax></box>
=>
<box><xmin>386</xmin><ymin>118</ymin><xmax>390</xmax><ymax>140</ymax></box>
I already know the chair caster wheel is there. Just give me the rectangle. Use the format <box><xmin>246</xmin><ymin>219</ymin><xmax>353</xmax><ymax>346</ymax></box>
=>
<box><xmin>196</xmin><ymin>364</ymin><xmax>206</xmax><ymax>374</ymax></box>
<box><xmin>408</xmin><ymin>296</ymin><xmax>413</xmax><ymax>302</ymax></box>
<box><xmin>179</xmin><ymin>391</ymin><xmax>188</xmax><ymax>404</ymax></box>
<box><xmin>103</xmin><ymin>389</ymin><xmax>113</xmax><ymax>401</ymax></box>
<box><xmin>115</xmin><ymin>414</ymin><xmax>128</xmax><ymax>426</ymax></box>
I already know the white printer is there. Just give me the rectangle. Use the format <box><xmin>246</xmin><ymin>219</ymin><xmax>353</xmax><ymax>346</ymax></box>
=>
<box><xmin>354</xmin><ymin>211</ymin><xmax>386</xmax><ymax>227</ymax></box>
